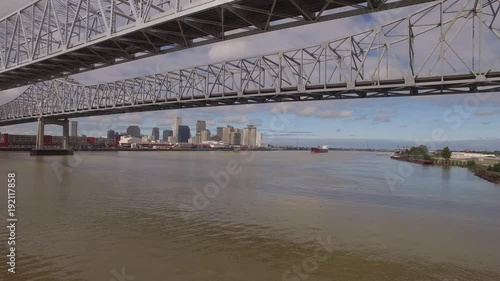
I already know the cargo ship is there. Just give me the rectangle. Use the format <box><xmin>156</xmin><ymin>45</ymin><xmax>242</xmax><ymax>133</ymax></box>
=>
<box><xmin>311</xmin><ymin>145</ymin><xmax>329</xmax><ymax>153</ymax></box>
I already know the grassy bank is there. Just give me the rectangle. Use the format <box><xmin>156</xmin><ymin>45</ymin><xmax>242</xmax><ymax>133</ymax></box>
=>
<box><xmin>468</xmin><ymin>164</ymin><xmax>500</xmax><ymax>184</ymax></box>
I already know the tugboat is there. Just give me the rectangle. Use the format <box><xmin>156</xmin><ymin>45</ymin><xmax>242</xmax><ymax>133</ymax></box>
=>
<box><xmin>311</xmin><ymin>145</ymin><xmax>329</xmax><ymax>153</ymax></box>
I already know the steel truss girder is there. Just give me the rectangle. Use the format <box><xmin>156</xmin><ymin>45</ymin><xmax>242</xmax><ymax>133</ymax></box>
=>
<box><xmin>0</xmin><ymin>0</ymin><xmax>499</xmax><ymax>126</ymax></box>
<box><xmin>0</xmin><ymin>0</ymin><xmax>437</xmax><ymax>91</ymax></box>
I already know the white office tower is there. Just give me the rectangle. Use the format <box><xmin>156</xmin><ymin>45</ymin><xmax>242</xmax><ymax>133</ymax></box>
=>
<box><xmin>201</xmin><ymin>130</ymin><xmax>211</xmax><ymax>142</ymax></box>
<box><xmin>242</xmin><ymin>125</ymin><xmax>257</xmax><ymax>147</ymax></box>
<box><xmin>70</xmin><ymin>121</ymin><xmax>78</xmax><ymax>137</ymax></box>
<box><xmin>222</xmin><ymin>126</ymin><xmax>234</xmax><ymax>145</ymax></box>
<box><xmin>173</xmin><ymin>117</ymin><xmax>182</xmax><ymax>137</ymax></box>
<box><xmin>256</xmin><ymin>133</ymin><xmax>264</xmax><ymax>148</ymax></box>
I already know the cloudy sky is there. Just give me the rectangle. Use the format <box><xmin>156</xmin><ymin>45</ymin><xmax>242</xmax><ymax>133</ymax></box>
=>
<box><xmin>0</xmin><ymin>0</ymin><xmax>499</xmax><ymax>150</ymax></box>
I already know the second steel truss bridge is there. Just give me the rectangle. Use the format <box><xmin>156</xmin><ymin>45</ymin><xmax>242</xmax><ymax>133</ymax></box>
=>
<box><xmin>0</xmin><ymin>0</ymin><xmax>499</xmax><ymax>126</ymax></box>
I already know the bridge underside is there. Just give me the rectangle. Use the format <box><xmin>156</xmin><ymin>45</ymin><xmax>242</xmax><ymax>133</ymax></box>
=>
<box><xmin>0</xmin><ymin>73</ymin><xmax>499</xmax><ymax>127</ymax></box>
<box><xmin>0</xmin><ymin>0</ymin><xmax>433</xmax><ymax>91</ymax></box>
<box><xmin>0</xmin><ymin>0</ymin><xmax>499</xmax><ymax>126</ymax></box>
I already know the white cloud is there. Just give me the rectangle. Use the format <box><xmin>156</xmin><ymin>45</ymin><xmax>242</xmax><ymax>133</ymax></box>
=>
<box><xmin>298</xmin><ymin>106</ymin><xmax>317</xmax><ymax>117</ymax></box>
<box><xmin>220</xmin><ymin>115</ymin><xmax>249</xmax><ymax>124</ymax></box>
<box><xmin>318</xmin><ymin>110</ymin><xmax>353</xmax><ymax>119</ymax></box>
<box><xmin>208</xmin><ymin>40</ymin><xmax>252</xmax><ymax>62</ymax></box>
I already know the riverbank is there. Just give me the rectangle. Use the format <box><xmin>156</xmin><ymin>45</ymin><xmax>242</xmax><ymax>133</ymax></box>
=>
<box><xmin>471</xmin><ymin>166</ymin><xmax>500</xmax><ymax>184</ymax></box>
<box><xmin>390</xmin><ymin>154</ymin><xmax>500</xmax><ymax>185</ymax></box>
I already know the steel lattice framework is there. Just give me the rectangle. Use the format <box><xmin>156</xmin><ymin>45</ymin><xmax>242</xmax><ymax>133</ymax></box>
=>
<box><xmin>0</xmin><ymin>0</ymin><xmax>435</xmax><ymax>91</ymax></box>
<box><xmin>0</xmin><ymin>0</ymin><xmax>499</xmax><ymax>126</ymax></box>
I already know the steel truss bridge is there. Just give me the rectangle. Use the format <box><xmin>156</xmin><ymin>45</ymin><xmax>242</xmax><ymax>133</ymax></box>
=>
<box><xmin>0</xmin><ymin>0</ymin><xmax>499</xmax><ymax>126</ymax></box>
<box><xmin>0</xmin><ymin>0</ymin><xmax>434</xmax><ymax>90</ymax></box>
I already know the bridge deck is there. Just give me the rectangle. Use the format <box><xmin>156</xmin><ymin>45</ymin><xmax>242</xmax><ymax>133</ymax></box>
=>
<box><xmin>0</xmin><ymin>0</ymin><xmax>432</xmax><ymax>91</ymax></box>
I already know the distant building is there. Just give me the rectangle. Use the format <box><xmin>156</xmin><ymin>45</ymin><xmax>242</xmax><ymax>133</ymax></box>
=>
<box><xmin>196</xmin><ymin>120</ymin><xmax>206</xmax><ymax>135</ymax></box>
<box><xmin>107</xmin><ymin>130</ymin><xmax>115</xmax><ymax>139</ymax></box>
<box><xmin>173</xmin><ymin>117</ymin><xmax>182</xmax><ymax>138</ymax></box>
<box><xmin>451</xmin><ymin>152</ymin><xmax>497</xmax><ymax>159</ymax></box>
<box><xmin>230</xmin><ymin>131</ymin><xmax>241</xmax><ymax>145</ymax></box>
<box><xmin>178</xmin><ymin>125</ymin><xmax>191</xmax><ymax>143</ymax></box>
<box><xmin>168</xmin><ymin>136</ymin><xmax>177</xmax><ymax>144</ymax></box>
<box><xmin>152</xmin><ymin>127</ymin><xmax>160</xmax><ymax>141</ymax></box>
<box><xmin>119</xmin><ymin>135</ymin><xmax>142</xmax><ymax>147</ymax></box>
<box><xmin>70</xmin><ymin>121</ymin><xmax>78</xmax><ymax>137</ymax></box>
<box><xmin>200</xmin><ymin>130</ymin><xmax>211</xmax><ymax>142</ymax></box>
<box><xmin>127</xmin><ymin>126</ymin><xmax>141</xmax><ymax>138</ymax></box>
<box><xmin>256</xmin><ymin>133</ymin><xmax>264</xmax><ymax>147</ymax></box>
<box><xmin>216</xmin><ymin>127</ymin><xmax>223</xmax><ymax>139</ymax></box>
<box><xmin>242</xmin><ymin>125</ymin><xmax>257</xmax><ymax>148</ymax></box>
<box><xmin>163</xmin><ymin>130</ymin><xmax>173</xmax><ymax>141</ymax></box>
<box><xmin>222</xmin><ymin>126</ymin><xmax>234</xmax><ymax>145</ymax></box>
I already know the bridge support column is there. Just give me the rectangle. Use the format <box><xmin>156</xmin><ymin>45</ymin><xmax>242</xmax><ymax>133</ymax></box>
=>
<box><xmin>36</xmin><ymin>117</ymin><xmax>45</xmax><ymax>149</ymax></box>
<box><xmin>31</xmin><ymin>117</ymin><xmax>74</xmax><ymax>156</ymax></box>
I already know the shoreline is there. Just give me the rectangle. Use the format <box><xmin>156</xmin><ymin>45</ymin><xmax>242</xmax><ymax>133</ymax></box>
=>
<box><xmin>471</xmin><ymin>167</ymin><xmax>500</xmax><ymax>185</ymax></box>
<box><xmin>390</xmin><ymin>155</ymin><xmax>500</xmax><ymax>185</ymax></box>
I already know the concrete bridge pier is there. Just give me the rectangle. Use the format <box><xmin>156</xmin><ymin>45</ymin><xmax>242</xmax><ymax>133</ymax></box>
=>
<box><xmin>32</xmin><ymin>117</ymin><xmax>73</xmax><ymax>156</ymax></box>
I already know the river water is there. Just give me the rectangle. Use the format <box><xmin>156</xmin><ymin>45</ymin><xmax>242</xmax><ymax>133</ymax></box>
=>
<box><xmin>1</xmin><ymin>151</ymin><xmax>500</xmax><ymax>281</ymax></box>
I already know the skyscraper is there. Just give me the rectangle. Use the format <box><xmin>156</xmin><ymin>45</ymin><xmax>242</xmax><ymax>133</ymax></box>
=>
<box><xmin>127</xmin><ymin>126</ymin><xmax>141</xmax><ymax>138</ymax></box>
<box><xmin>242</xmin><ymin>125</ymin><xmax>257</xmax><ymax>148</ymax></box>
<box><xmin>107</xmin><ymin>130</ymin><xmax>115</xmax><ymax>139</ymax></box>
<box><xmin>216</xmin><ymin>127</ymin><xmax>223</xmax><ymax>139</ymax></box>
<box><xmin>163</xmin><ymin>130</ymin><xmax>173</xmax><ymax>141</ymax></box>
<box><xmin>152</xmin><ymin>127</ymin><xmax>160</xmax><ymax>141</ymax></box>
<box><xmin>196</xmin><ymin>120</ymin><xmax>206</xmax><ymax>135</ymax></box>
<box><xmin>200</xmin><ymin>130</ymin><xmax>211</xmax><ymax>142</ymax></box>
<box><xmin>173</xmin><ymin>117</ymin><xmax>182</xmax><ymax>138</ymax></box>
<box><xmin>256</xmin><ymin>133</ymin><xmax>264</xmax><ymax>147</ymax></box>
<box><xmin>230</xmin><ymin>131</ymin><xmax>241</xmax><ymax>145</ymax></box>
<box><xmin>248</xmin><ymin>126</ymin><xmax>257</xmax><ymax>148</ymax></box>
<box><xmin>177</xmin><ymin>125</ymin><xmax>191</xmax><ymax>143</ymax></box>
<box><xmin>222</xmin><ymin>126</ymin><xmax>234</xmax><ymax>144</ymax></box>
<box><xmin>70</xmin><ymin>121</ymin><xmax>78</xmax><ymax>137</ymax></box>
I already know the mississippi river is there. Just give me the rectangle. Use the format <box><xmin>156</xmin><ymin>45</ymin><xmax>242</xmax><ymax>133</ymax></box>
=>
<box><xmin>1</xmin><ymin>151</ymin><xmax>500</xmax><ymax>281</ymax></box>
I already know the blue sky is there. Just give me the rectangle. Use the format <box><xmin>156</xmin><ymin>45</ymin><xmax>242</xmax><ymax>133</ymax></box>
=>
<box><xmin>0</xmin><ymin>0</ymin><xmax>499</xmax><ymax>150</ymax></box>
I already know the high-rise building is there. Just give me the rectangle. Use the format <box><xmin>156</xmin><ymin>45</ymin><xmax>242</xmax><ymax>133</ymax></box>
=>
<box><xmin>230</xmin><ymin>131</ymin><xmax>241</xmax><ymax>145</ymax></box>
<box><xmin>196</xmin><ymin>120</ymin><xmax>206</xmax><ymax>135</ymax></box>
<box><xmin>127</xmin><ymin>126</ymin><xmax>141</xmax><ymax>137</ymax></box>
<box><xmin>152</xmin><ymin>127</ymin><xmax>160</xmax><ymax>141</ymax></box>
<box><xmin>107</xmin><ymin>130</ymin><xmax>115</xmax><ymax>139</ymax></box>
<box><xmin>242</xmin><ymin>128</ymin><xmax>249</xmax><ymax>146</ymax></box>
<box><xmin>200</xmin><ymin>130</ymin><xmax>211</xmax><ymax>142</ymax></box>
<box><xmin>216</xmin><ymin>127</ymin><xmax>223</xmax><ymax>139</ymax></box>
<box><xmin>256</xmin><ymin>133</ymin><xmax>264</xmax><ymax>147</ymax></box>
<box><xmin>70</xmin><ymin>121</ymin><xmax>78</xmax><ymax>137</ymax></box>
<box><xmin>163</xmin><ymin>130</ymin><xmax>173</xmax><ymax>141</ymax></box>
<box><xmin>222</xmin><ymin>126</ymin><xmax>234</xmax><ymax>144</ymax></box>
<box><xmin>242</xmin><ymin>125</ymin><xmax>257</xmax><ymax>148</ymax></box>
<box><xmin>178</xmin><ymin>125</ymin><xmax>191</xmax><ymax>143</ymax></box>
<box><xmin>173</xmin><ymin>117</ymin><xmax>182</xmax><ymax>138</ymax></box>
